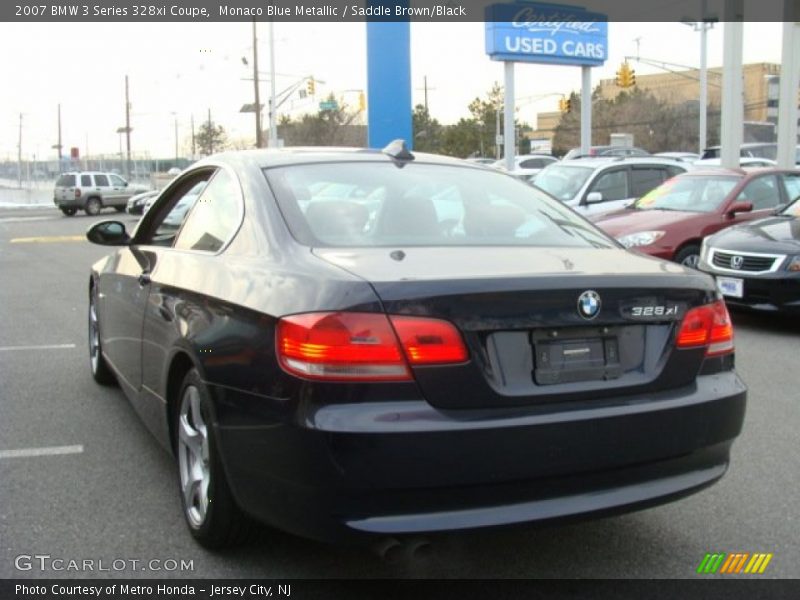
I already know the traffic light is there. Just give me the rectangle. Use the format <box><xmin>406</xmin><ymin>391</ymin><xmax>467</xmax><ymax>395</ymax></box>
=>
<box><xmin>565</xmin><ymin>97</ymin><xmax>572</xmax><ymax>113</ymax></box>
<box><xmin>307</xmin><ymin>78</ymin><xmax>315</xmax><ymax>96</ymax></box>
<box><xmin>558</xmin><ymin>97</ymin><xmax>568</xmax><ymax>113</ymax></box>
<box><xmin>358</xmin><ymin>91</ymin><xmax>366</xmax><ymax>112</ymax></box>
<box><xmin>616</xmin><ymin>62</ymin><xmax>636</xmax><ymax>88</ymax></box>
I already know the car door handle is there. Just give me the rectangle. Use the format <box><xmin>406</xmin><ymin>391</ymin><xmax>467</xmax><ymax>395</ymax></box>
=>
<box><xmin>138</xmin><ymin>273</ymin><xmax>151</xmax><ymax>286</ymax></box>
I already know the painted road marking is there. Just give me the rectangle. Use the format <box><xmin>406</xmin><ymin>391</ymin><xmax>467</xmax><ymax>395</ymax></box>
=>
<box><xmin>10</xmin><ymin>235</ymin><xmax>85</xmax><ymax>243</ymax></box>
<box><xmin>0</xmin><ymin>216</ymin><xmax>54</xmax><ymax>223</ymax></box>
<box><xmin>0</xmin><ymin>344</ymin><xmax>76</xmax><ymax>351</ymax></box>
<box><xmin>0</xmin><ymin>445</ymin><xmax>84</xmax><ymax>459</ymax></box>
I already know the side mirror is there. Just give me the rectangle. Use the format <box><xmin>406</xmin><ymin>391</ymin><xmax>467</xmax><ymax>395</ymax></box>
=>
<box><xmin>123</xmin><ymin>181</ymin><xmax>129</xmax><ymax>187</ymax></box>
<box><xmin>727</xmin><ymin>201</ymin><xmax>753</xmax><ymax>217</ymax></box>
<box><xmin>584</xmin><ymin>192</ymin><xmax>603</xmax><ymax>204</ymax></box>
<box><xmin>86</xmin><ymin>221</ymin><xmax>130</xmax><ymax>246</ymax></box>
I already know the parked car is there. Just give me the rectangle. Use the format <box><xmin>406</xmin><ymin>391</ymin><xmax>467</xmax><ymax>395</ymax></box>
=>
<box><xmin>656</xmin><ymin>151</ymin><xmax>700</xmax><ymax>161</ymax></box>
<box><xmin>694</xmin><ymin>157</ymin><xmax>777</xmax><ymax>168</ymax></box>
<box><xmin>531</xmin><ymin>157</ymin><xmax>691</xmax><ymax>217</ymax></box>
<box><xmin>54</xmin><ymin>171</ymin><xmax>149</xmax><ymax>216</ymax></box>
<box><xmin>701</xmin><ymin>143</ymin><xmax>800</xmax><ymax>165</ymax></box>
<box><xmin>593</xmin><ymin>168</ymin><xmax>800</xmax><ymax>268</ymax></box>
<box><xmin>491</xmin><ymin>154</ymin><xmax>558</xmax><ymax>178</ymax></box>
<box><xmin>562</xmin><ymin>145</ymin><xmax>650</xmax><ymax>160</ymax></box>
<box><xmin>85</xmin><ymin>144</ymin><xmax>745</xmax><ymax>548</ymax></box>
<box><xmin>698</xmin><ymin>176</ymin><xmax>800</xmax><ymax>313</ymax></box>
<box><xmin>127</xmin><ymin>190</ymin><xmax>160</xmax><ymax>215</ymax></box>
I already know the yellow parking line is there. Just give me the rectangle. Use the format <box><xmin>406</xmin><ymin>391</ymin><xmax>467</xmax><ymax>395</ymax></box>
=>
<box><xmin>10</xmin><ymin>235</ymin><xmax>85</xmax><ymax>243</ymax></box>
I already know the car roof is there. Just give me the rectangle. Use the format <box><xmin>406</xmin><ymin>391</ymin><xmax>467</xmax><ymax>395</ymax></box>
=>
<box><xmin>211</xmin><ymin>147</ymin><xmax>493</xmax><ymax>170</ymax></box>
<box><xmin>680</xmin><ymin>166</ymin><xmax>799</xmax><ymax>178</ymax></box>
<box><xmin>554</xmin><ymin>156</ymin><xmax>687</xmax><ymax>168</ymax></box>
<box><xmin>60</xmin><ymin>171</ymin><xmax>119</xmax><ymax>176</ymax></box>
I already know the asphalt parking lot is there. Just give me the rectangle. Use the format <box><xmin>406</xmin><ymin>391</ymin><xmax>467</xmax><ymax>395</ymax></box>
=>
<box><xmin>1</xmin><ymin>206</ymin><xmax>798</xmax><ymax>579</ymax></box>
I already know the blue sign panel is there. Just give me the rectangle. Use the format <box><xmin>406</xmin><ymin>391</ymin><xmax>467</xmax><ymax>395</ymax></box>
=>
<box><xmin>485</xmin><ymin>2</ymin><xmax>608</xmax><ymax>67</ymax></box>
<box><xmin>366</xmin><ymin>1</ymin><xmax>412</xmax><ymax>149</ymax></box>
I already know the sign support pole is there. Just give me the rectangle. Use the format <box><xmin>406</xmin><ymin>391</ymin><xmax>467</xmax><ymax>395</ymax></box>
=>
<box><xmin>776</xmin><ymin>22</ymin><xmax>800</xmax><ymax>168</ymax></box>
<box><xmin>720</xmin><ymin>17</ymin><xmax>743</xmax><ymax>168</ymax></box>
<box><xmin>580</xmin><ymin>66</ymin><xmax>592</xmax><ymax>155</ymax></box>
<box><xmin>504</xmin><ymin>61</ymin><xmax>515</xmax><ymax>170</ymax></box>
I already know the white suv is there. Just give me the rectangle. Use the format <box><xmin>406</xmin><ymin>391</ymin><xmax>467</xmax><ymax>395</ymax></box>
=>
<box><xmin>53</xmin><ymin>171</ymin><xmax>148</xmax><ymax>216</ymax></box>
<box><xmin>531</xmin><ymin>157</ymin><xmax>692</xmax><ymax>217</ymax></box>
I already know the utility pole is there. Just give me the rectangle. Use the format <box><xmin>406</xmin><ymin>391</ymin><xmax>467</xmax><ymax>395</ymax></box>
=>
<box><xmin>207</xmin><ymin>108</ymin><xmax>213</xmax><ymax>154</ymax></box>
<box><xmin>17</xmin><ymin>113</ymin><xmax>22</xmax><ymax>189</ymax></box>
<box><xmin>174</xmin><ymin>115</ymin><xmax>179</xmax><ymax>163</ymax></box>
<box><xmin>125</xmin><ymin>75</ymin><xmax>132</xmax><ymax>178</ymax></box>
<box><xmin>268</xmin><ymin>20</ymin><xmax>277</xmax><ymax>146</ymax></box>
<box><xmin>252</xmin><ymin>20</ymin><xmax>263</xmax><ymax>148</ymax></box>
<box><xmin>56</xmin><ymin>104</ymin><xmax>62</xmax><ymax>161</ymax></box>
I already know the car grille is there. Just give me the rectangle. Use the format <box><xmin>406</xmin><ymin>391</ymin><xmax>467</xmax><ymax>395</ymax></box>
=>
<box><xmin>711</xmin><ymin>251</ymin><xmax>778</xmax><ymax>273</ymax></box>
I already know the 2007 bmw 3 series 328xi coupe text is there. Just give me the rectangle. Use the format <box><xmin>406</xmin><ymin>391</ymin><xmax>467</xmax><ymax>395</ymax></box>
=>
<box><xmin>85</xmin><ymin>143</ymin><xmax>746</xmax><ymax>548</ymax></box>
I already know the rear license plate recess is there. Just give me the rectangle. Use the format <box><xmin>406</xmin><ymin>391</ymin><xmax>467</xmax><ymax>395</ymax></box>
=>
<box><xmin>531</xmin><ymin>326</ymin><xmax>622</xmax><ymax>385</ymax></box>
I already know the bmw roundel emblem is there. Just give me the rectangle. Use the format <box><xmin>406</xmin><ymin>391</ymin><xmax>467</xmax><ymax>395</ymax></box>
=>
<box><xmin>577</xmin><ymin>290</ymin><xmax>602</xmax><ymax>320</ymax></box>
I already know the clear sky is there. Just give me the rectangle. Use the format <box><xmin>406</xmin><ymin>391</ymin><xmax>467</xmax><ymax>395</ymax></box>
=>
<box><xmin>0</xmin><ymin>21</ymin><xmax>785</xmax><ymax>160</ymax></box>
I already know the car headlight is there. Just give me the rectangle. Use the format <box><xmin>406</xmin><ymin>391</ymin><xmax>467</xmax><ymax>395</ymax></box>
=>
<box><xmin>616</xmin><ymin>231</ymin><xmax>665</xmax><ymax>249</ymax></box>
<box><xmin>787</xmin><ymin>256</ymin><xmax>800</xmax><ymax>272</ymax></box>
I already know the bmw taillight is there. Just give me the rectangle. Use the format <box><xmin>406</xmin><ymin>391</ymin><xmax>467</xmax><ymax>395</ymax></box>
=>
<box><xmin>276</xmin><ymin>312</ymin><xmax>468</xmax><ymax>382</ymax></box>
<box><xmin>676</xmin><ymin>300</ymin><xmax>734</xmax><ymax>356</ymax></box>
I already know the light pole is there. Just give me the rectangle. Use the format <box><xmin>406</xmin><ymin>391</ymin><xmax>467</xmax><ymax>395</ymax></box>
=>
<box><xmin>682</xmin><ymin>12</ymin><xmax>714</xmax><ymax>154</ymax></box>
<box><xmin>268</xmin><ymin>20</ymin><xmax>277</xmax><ymax>147</ymax></box>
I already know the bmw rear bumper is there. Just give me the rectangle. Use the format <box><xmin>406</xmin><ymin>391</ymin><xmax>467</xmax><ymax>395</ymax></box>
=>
<box><xmin>212</xmin><ymin>371</ymin><xmax>746</xmax><ymax>542</ymax></box>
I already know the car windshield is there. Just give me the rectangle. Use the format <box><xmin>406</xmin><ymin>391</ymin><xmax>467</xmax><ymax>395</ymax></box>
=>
<box><xmin>56</xmin><ymin>174</ymin><xmax>75</xmax><ymax>186</ymax></box>
<box><xmin>531</xmin><ymin>165</ymin><xmax>594</xmax><ymax>201</ymax></box>
<box><xmin>781</xmin><ymin>198</ymin><xmax>800</xmax><ymax>217</ymax></box>
<box><xmin>265</xmin><ymin>162</ymin><xmax>616</xmax><ymax>249</ymax></box>
<box><xmin>633</xmin><ymin>175</ymin><xmax>740</xmax><ymax>213</ymax></box>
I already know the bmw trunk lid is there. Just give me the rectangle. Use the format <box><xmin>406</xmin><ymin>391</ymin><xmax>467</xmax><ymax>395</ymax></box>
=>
<box><xmin>312</xmin><ymin>246</ymin><xmax>717</xmax><ymax>409</ymax></box>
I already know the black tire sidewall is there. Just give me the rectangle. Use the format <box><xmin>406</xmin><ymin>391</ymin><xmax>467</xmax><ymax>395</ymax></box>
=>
<box><xmin>675</xmin><ymin>245</ymin><xmax>700</xmax><ymax>266</ymax></box>
<box><xmin>85</xmin><ymin>197</ymin><xmax>101</xmax><ymax>215</ymax></box>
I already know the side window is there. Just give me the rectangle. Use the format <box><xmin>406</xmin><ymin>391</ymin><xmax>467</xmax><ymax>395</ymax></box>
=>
<box><xmin>109</xmin><ymin>174</ymin><xmax>126</xmax><ymax>187</ymax></box>
<box><xmin>519</xmin><ymin>158</ymin><xmax>543</xmax><ymax>169</ymax></box>
<box><xmin>781</xmin><ymin>173</ymin><xmax>800</xmax><ymax>204</ymax></box>
<box><xmin>588</xmin><ymin>169</ymin><xmax>628</xmax><ymax>202</ymax></box>
<box><xmin>80</xmin><ymin>175</ymin><xmax>92</xmax><ymax>186</ymax></box>
<box><xmin>173</xmin><ymin>170</ymin><xmax>240</xmax><ymax>253</ymax></box>
<box><xmin>94</xmin><ymin>174</ymin><xmax>109</xmax><ymax>187</ymax></box>
<box><xmin>666</xmin><ymin>166</ymin><xmax>685</xmax><ymax>178</ymax></box>
<box><xmin>630</xmin><ymin>168</ymin><xmax>667</xmax><ymax>198</ymax></box>
<box><xmin>737</xmin><ymin>175</ymin><xmax>781</xmax><ymax>211</ymax></box>
<box><xmin>139</xmin><ymin>174</ymin><xmax>212</xmax><ymax>247</ymax></box>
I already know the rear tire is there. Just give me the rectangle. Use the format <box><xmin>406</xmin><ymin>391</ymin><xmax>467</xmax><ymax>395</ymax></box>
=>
<box><xmin>85</xmin><ymin>197</ymin><xmax>102</xmax><ymax>216</ymax></box>
<box><xmin>60</xmin><ymin>207</ymin><xmax>77</xmax><ymax>216</ymax></box>
<box><xmin>175</xmin><ymin>369</ymin><xmax>254</xmax><ymax>548</ymax></box>
<box><xmin>89</xmin><ymin>285</ymin><xmax>116</xmax><ymax>386</ymax></box>
<box><xmin>675</xmin><ymin>245</ymin><xmax>700</xmax><ymax>269</ymax></box>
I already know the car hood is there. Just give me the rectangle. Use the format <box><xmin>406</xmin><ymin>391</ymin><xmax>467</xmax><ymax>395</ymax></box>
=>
<box><xmin>592</xmin><ymin>208</ymin><xmax>707</xmax><ymax>237</ymax></box>
<box><xmin>708</xmin><ymin>216</ymin><xmax>800</xmax><ymax>254</ymax></box>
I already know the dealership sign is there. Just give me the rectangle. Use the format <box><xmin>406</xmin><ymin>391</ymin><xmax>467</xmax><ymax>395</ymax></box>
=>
<box><xmin>485</xmin><ymin>2</ymin><xmax>608</xmax><ymax>66</ymax></box>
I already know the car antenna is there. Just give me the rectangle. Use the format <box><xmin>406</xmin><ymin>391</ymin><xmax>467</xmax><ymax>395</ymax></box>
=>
<box><xmin>382</xmin><ymin>139</ymin><xmax>415</xmax><ymax>167</ymax></box>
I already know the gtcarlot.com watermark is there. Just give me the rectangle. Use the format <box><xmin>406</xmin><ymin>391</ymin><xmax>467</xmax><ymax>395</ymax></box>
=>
<box><xmin>14</xmin><ymin>554</ymin><xmax>194</xmax><ymax>573</ymax></box>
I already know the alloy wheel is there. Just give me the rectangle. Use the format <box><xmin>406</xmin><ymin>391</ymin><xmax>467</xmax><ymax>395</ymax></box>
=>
<box><xmin>178</xmin><ymin>386</ymin><xmax>211</xmax><ymax>528</ymax></box>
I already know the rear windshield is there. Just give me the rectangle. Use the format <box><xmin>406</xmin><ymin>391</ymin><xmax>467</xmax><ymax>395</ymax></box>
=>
<box><xmin>56</xmin><ymin>174</ymin><xmax>75</xmax><ymax>187</ymax></box>
<box><xmin>264</xmin><ymin>162</ymin><xmax>615</xmax><ymax>249</ymax></box>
